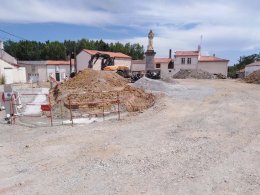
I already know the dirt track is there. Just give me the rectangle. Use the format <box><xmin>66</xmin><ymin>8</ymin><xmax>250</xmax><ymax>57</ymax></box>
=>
<box><xmin>0</xmin><ymin>79</ymin><xmax>260</xmax><ymax>194</ymax></box>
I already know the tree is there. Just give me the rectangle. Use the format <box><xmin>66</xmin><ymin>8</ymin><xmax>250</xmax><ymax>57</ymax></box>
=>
<box><xmin>228</xmin><ymin>53</ymin><xmax>260</xmax><ymax>78</ymax></box>
<box><xmin>3</xmin><ymin>39</ymin><xmax>145</xmax><ymax>61</ymax></box>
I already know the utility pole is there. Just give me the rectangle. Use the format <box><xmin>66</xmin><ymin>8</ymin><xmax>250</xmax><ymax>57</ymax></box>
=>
<box><xmin>70</xmin><ymin>52</ymin><xmax>74</xmax><ymax>75</ymax></box>
<box><xmin>196</xmin><ymin>35</ymin><xmax>203</xmax><ymax>74</ymax></box>
<box><xmin>74</xmin><ymin>46</ymin><xmax>77</xmax><ymax>73</ymax></box>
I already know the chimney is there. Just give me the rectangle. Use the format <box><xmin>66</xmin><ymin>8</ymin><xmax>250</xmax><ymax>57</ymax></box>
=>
<box><xmin>0</xmin><ymin>41</ymin><xmax>3</xmax><ymax>50</ymax></box>
<box><xmin>213</xmin><ymin>53</ymin><xmax>215</xmax><ymax>57</ymax></box>
<box><xmin>169</xmin><ymin>49</ymin><xmax>172</xmax><ymax>59</ymax></box>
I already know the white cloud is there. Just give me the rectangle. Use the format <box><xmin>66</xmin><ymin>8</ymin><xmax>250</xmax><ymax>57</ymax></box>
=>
<box><xmin>0</xmin><ymin>0</ymin><xmax>259</xmax><ymax>64</ymax></box>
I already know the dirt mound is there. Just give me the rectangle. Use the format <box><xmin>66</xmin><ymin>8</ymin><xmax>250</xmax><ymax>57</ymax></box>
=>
<box><xmin>51</xmin><ymin>69</ymin><xmax>154</xmax><ymax>113</ymax></box>
<box><xmin>173</xmin><ymin>69</ymin><xmax>214</xmax><ymax>79</ymax></box>
<box><xmin>244</xmin><ymin>70</ymin><xmax>260</xmax><ymax>84</ymax></box>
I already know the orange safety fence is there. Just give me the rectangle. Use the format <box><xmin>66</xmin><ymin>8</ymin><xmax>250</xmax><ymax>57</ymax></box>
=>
<box><xmin>66</xmin><ymin>90</ymin><xmax>122</xmax><ymax>127</ymax></box>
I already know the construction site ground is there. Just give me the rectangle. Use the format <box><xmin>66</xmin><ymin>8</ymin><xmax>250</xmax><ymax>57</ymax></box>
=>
<box><xmin>0</xmin><ymin>79</ymin><xmax>260</xmax><ymax>194</ymax></box>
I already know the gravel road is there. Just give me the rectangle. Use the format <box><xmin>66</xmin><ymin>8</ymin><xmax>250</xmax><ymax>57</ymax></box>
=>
<box><xmin>0</xmin><ymin>79</ymin><xmax>259</xmax><ymax>194</ymax></box>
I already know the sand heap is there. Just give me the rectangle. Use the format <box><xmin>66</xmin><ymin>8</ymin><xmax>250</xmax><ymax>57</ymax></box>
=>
<box><xmin>173</xmin><ymin>69</ymin><xmax>226</xmax><ymax>79</ymax></box>
<box><xmin>244</xmin><ymin>70</ymin><xmax>260</xmax><ymax>84</ymax></box>
<box><xmin>51</xmin><ymin>69</ymin><xmax>154</xmax><ymax>112</ymax></box>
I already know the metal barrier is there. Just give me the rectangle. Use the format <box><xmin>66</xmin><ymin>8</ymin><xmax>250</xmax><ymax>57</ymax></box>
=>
<box><xmin>7</xmin><ymin>90</ymin><xmax>132</xmax><ymax>127</ymax></box>
<box><xmin>67</xmin><ymin>91</ymin><xmax>122</xmax><ymax>127</ymax></box>
<box><xmin>11</xmin><ymin>93</ymin><xmax>53</xmax><ymax>126</ymax></box>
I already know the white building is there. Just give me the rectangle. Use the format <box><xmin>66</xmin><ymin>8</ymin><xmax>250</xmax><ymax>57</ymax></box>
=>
<box><xmin>19</xmin><ymin>60</ymin><xmax>73</xmax><ymax>82</ymax></box>
<box><xmin>170</xmin><ymin>50</ymin><xmax>229</xmax><ymax>77</ymax></box>
<box><xmin>132</xmin><ymin>58</ymin><xmax>173</xmax><ymax>75</ymax></box>
<box><xmin>0</xmin><ymin>47</ymin><xmax>26</xmax><ymax>84</ymax></box>
<box><xmin>76</xmin><ymin>49</ymin><xmax>132</xmax><ymax>71</ymax></box>
<box><xmin>132</xmin><ymin>49</ymin><xmax>229</xmax><ymax>79</ymax></box>
<box><xmin>245</xmin><ymin>61</ymin><xmax>260</xmax><ymax>76</ymax></box>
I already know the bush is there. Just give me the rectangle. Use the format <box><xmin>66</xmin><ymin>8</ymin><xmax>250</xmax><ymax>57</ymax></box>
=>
<box><xmin>0</xmin><ymin>76</ymin><xmax>5</xmax><ymax>85</ymax></box>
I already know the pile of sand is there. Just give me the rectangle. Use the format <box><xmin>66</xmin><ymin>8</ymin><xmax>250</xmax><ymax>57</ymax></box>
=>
<box><xmin>173</xmin><ymin>69</ymin><xmax>226</xmax><ymax>79</ymax></box>
<box><xmin>51</xmin><ymin>69</ymin><xmax>154</xmax><ymax>113</ymax></box>
<box><xmin>244</xmin><ymin>70</ymin><xmax>260</xmax><ymax>84</ymax></box>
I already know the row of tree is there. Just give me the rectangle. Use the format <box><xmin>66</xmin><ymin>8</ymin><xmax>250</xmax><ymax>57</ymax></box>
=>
<box><xmin>3</xmin><ymin>39</ymin><xmax>145</xmax><ymax>61</ymax></box>
<box><xmin>228</xmin><ymin>53</ymin><xmax>260</xmax><ymax>78</ymax></box>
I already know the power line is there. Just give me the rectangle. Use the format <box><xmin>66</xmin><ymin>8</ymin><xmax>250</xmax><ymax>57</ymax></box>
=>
<box><xmin>0</xmin><ymin>35</ymin><xmax>11</xmax><ymax>41</ymax></box>
<box><xmin>0</xmin><ymin>28</ymin><xmax>28</xmax><ymax>40</ymax></box>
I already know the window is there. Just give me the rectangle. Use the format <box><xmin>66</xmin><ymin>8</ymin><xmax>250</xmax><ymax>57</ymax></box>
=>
<box><xmin>181</xmin><ymin>58</ymin><xmax>185</xmax><ymax>64</ymax></box>
<box><xmin>187</xmin><ymin>58</ymin><xmax>191</xmax><ymax>64</ymax></box>
<box><xmin>168</xmin><ymin>61</ymin><xmax>174</xmax><ymax>69</ymax></box>
<box><xmin>156</xmin><ymin>63</ymin><xmax>161</xmax><ymax>68</ymax></box>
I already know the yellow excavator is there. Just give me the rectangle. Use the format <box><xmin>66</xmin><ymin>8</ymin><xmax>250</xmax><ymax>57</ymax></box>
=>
<box><xmin>88</xmin><ymin>53</ymin><xmax>130</xmax><ymax>78</ymax></box>
<box><xmin>103</xmin><ymin>65</ymin><xmax>130</xmax><ymax>78</ymax></box>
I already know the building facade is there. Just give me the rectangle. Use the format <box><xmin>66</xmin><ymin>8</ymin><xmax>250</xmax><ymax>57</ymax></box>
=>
<box><xmin>76</xmin><ymin>49</ymin><xmax>132</xmax><ymax>71</ymax></box>
<box><xmin>0</xmin><ymin>48</ymin><xmax>26</xmax><ymax>84</ymax></box>
<box><xmin>132</xmin><ymin>49</ymin><xmax>228</xmax><ymax>79</ymax></box>
<box><xmin>245</xmin><ymin>61</ymin><xmax>260</xmax><ymax>76</ymax></box>
<box><xmin>18</xmin><ymin>60</ymin><xmax>72</xmax><ymax>82</ymax></box>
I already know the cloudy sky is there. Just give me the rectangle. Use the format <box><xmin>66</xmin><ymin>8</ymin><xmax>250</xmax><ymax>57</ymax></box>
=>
<box><xmin>0</xmin><ymin>0</ymin><xmax>259</xmax><ymax>65</ymax></box>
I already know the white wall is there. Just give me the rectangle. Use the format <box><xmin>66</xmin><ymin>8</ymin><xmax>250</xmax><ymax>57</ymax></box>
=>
<box><xmin>0</xmin><ymin>49</ymin><xmax>17</xmax><ymax>64</ymax></box>
<box><xmin>131</xmin><ymin>63</ymin><xmax>145</xmax><ymax>72</ymax></box>
<box><xmin>77</xmin><ymin>51</ymin><xmax>91</xmax><ymax>71</ymax></box>
<box><xmin>21</xmin><ymin>64</ymin><xmax>47</xmax><ymax>82</ymax></box>
<box><xmin>4</xmin><ymin>69</ymin><xmax>14</xmax><ymax>84</ymax></box>
<box><xmin>114</xmin><ymin>58</ymin><xmax>132</xmax><ymax>69</ymax></box>
<box><xmin>175</xmin><ymin>56</ymin><xmax>198</xmax><ymax>66</ymax></box>
<box><xmin>18</xmin><ymin>61</ymin><xmax>48</xmax><ymax>82</ymax></box>
<box><xmin>77</xmin><ymin>51</ymin><xmax>132</xmax><ymax>71</ymax></box>
<box><xmin>13</xmin><ymin>67</ymin><xmax>26</xmax><ymax>83</ymax></box>
<box><xmin>0</xmin><ymin>59</ymin><xmax>26</xmax><ymax>84</ymax></box>
<box><xmin>0</xmin><ymin>59</ymin><xmax>15</xmax><ymax>76</ymax></box>
<box><xmin>160</xmin><ymin>63</ymin><xmax>176</xmax><ymax>79</ymax></box>
<box><xmin>245</xmin><ymin>66</ymin><xmax>260</xmax><ymax>76</ymax></box>
<box><xmin>198</xmin><ymin>62</ymin><xmax>228</xmax><ymax>76</ymax></box>
<box><xmin>47</xmin><ymin>65</ymin><xmax>70</xmax><ymax>81</ymax></box>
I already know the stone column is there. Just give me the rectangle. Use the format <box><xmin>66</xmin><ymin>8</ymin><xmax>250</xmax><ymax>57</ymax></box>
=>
<box><xmin>145</xmin><ymin>50</ymin><xmax>156</xmax><ymax>71</ymax></box>
<box><xmin>145</xmin><ymin>30</ymin><xmax>156</xmax><ymax>71</ymax></box>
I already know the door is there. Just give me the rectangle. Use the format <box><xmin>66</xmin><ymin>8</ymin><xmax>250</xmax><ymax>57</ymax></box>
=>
<box><xmin>29</xmin><ymin>73</ymin><xmax>39</xmax><ymax>83</ymax></box>
<box><xmin>55</xmin><ymin>73</ymin><xmax>60</xmax><ymax>81</ymax></box>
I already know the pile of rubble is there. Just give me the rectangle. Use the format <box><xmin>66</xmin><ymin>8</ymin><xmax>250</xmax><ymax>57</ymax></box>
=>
<box><xmin>173</xmin><ymin>69</ymin><xmax>226</xmax><ymax>79</ymax></box>
<box><xmin>244</xmin><ymin>70</ymin><xmax>260</xmax><ymax>84</ymax></box>
<box><xmin>51</xmin><ymin>69</ymin><xmax>155</xmax><ymax>113</ymax></box>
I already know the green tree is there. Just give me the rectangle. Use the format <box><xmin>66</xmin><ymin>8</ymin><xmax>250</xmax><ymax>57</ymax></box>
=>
<box><xmin>3</xmin><ymin>39</ymin><xmax>145</xmax><ymax>61</ymax></box>
<box><xmin>228</xmin><ymin>53</ymin><xmax>260</xmax><ymax>78</ymax></box>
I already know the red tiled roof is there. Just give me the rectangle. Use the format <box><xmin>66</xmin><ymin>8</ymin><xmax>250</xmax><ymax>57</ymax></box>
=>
<box><xmin>175</xmin><ymin>51</ymin><xmax>199</xmax><ymax>56</ymax></box>
<box><xmin>199</xmin><ymin>56</ymin><xmax>229</xmax><ymax>62</ymax></box>
<box><xmin>154</xmin><ymin>58</ymin><xmax>172</xmax><ymax>64</ymax></box>
<box><xmin>83</xmin><ymin>49</ymin><xmax>131</xmax><ymax>59</ymax></box>
<box><xmin>246</xmin><ymin>61</ymin><xmax>260</xmax><ymax>67</ymax></box>
<box><xmin>46</xmin><ymin>60</ymin><xmax>74</xmax><ymax>65</ymax></box>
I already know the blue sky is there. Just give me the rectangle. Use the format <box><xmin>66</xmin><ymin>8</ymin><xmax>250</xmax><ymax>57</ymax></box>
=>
<box><xmin>0</xmin><ymin>0</ymin><xmax>259</xmax><ymax>65</ymax></box>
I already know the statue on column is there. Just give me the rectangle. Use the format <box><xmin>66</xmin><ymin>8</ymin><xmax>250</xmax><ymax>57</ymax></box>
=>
<box><xmin>147</xmin><ymin>30</ymin><xmax>154</xmax><ymax>51</ymax></box>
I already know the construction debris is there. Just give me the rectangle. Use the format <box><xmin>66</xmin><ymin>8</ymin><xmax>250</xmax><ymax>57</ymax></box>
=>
<box><xmin>244</xmin><ymin>70</ymin><xmax>260</xmax><ymax>84</ymax></box>
<box><xmin>50</xmin><ymin>69</ymin><xmax>155</xmax><ymax>113</ymax></box>
<box><xmin>173</xmin><ymin>69</ymin><xmax>226</xmax><ymax>79</ymax></box>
